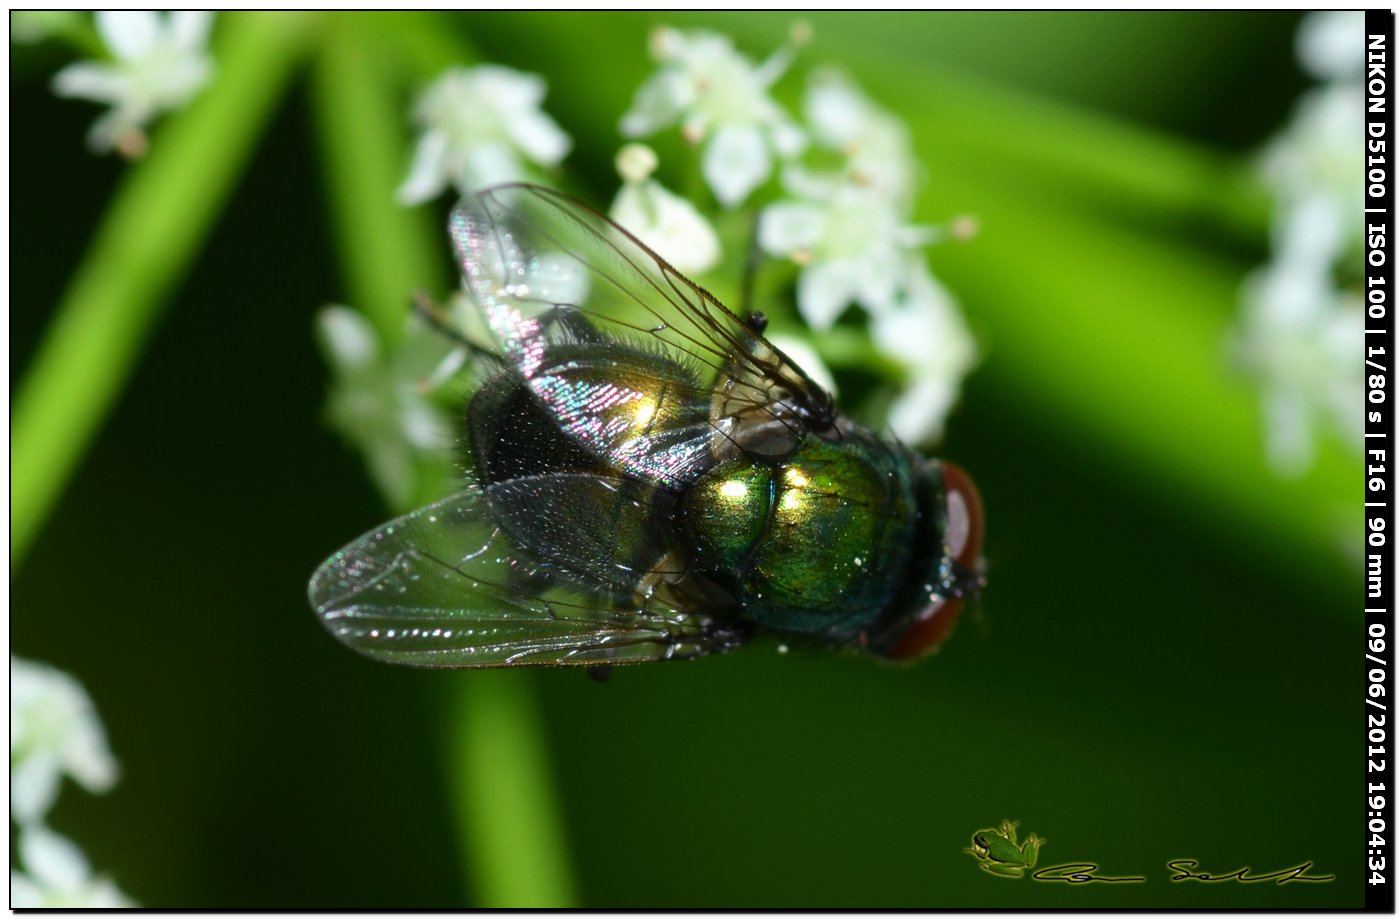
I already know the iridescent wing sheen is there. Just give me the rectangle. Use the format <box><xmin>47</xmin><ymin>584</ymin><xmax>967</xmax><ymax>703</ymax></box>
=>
<box><xmin>448</xmin><ymin>184</ymin><xmax>837</xmax><ymax>489</ymax></box>
<box><xmin>308</xmin><ymin>485</ymin><xmax>740</xmax><ymax>668</ymax></box>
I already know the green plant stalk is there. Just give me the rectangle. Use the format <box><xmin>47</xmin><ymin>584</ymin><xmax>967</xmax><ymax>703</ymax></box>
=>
<box><xmin>448</xmin><ymin>675</ymin><xmax>578</xmax><ymax>908</ymax></box>
<box><xmin>11</xmin><ymin>11</ymin><xmax>316</xmax><ymax>569</ymax></box>
<box><xmin>310</xmin><ymin>18</ymin><xmax>578</xmax><ymax>907</ymax></box>
<box><xmin>308</xmin><ymin>15</ymin><xmax>449</xmax><ymax>344</ymax></box>
<box><xmin>23</xmin><ymin>11</ymin><xmax>107</xmax><ymax>59</ymax></box>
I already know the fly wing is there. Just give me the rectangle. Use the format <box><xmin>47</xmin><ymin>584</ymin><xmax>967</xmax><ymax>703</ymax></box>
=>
<box><xmin>309</xmin><ymin>485</ymin><xmax>738</xmax><ymax>668</ymax></box>
<box><xmin>448</xmin><ymin>184</ymin><xmax>837</xmax><ymax>487</ymax></box>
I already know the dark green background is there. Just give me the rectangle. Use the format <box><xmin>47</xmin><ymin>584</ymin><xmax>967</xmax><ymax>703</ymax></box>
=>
<box><xmin>12</xmin><ymin>11</ymin><xmax>1361</xmax><ymax>908</ymax></box>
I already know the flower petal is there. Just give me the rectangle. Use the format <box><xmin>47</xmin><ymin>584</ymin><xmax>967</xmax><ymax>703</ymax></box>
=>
<box><xmin>758</xmin><ymin>201</ymin><xmax>825</xmax><ymax>255</ymax></box>
<box><xmin>50</xmin><ymin>63</ymin><xmax>128</xmax><ymax>104</ymax></box>
<box><xmin>169</xmin><ymin>10</ymin><xmax>214</xmax><ymax>54</ymax></box>
<box><xmin>20</xmin><ymin>825</ymin><xmax>91</xmax><ymax>892</ymax></box>
<box><xmin>365</xmin><ymin>437</ymin><xmax>415</xmax><ymax>511</ymax></box>
<box><xmin>873</xmin><ymin>264</ymin><xmax>974</xmax><ymax>368</ymax></box>
<box><xmin>63</xmin><ymin>722</ymin><xmax>118</xmax><ymax>796</ymax></box>
<box><xmin>11</xmin><ymin>752</ymin><xmax>60</xmax><ymax>825</ymax></box>
<box><xmin>887</xmin><ymin>376</ymin><xmax>957</xmax><ymax>445</ymax></box>
<box><xmin>620</xmin><ymin>71</ymin><xmax>689</xmax><ymax>137</ymax></box>
<box><xmin>316</xmin><ymin>307</ymin><xmax>380</xmax><ymax>372</ymax></box>
<box><xmin>11</xmin><ymin>656</ymin><xmax>119</xmax><ymax>820</ymax></box>
<box><xmin>769</xmin><ymin>119</ymin><xmax>808</xmax><ymax>159</ymax></box>
<box><xmin>459</xmin><ymin>143</ymin><xmax>524</xmax><ymax>194</ymax></box>
<box><xmin>805</xmin><ymin>68</ymin><xmax>865</xmax><ymax>147</ymax></box>
<box><xmin>11</xmin><ymin>825</ymin><xmax>136</xmax><ymax>907</ymax></box>
<box><xmin>396</xmin><ymin>130</ymin><xmax>450</xmax><ymax>205</ymax></box>
<box><xmin>402</xmin><ymin>65</ymin><xmax>570</xmax><ymax>201</ymax></box>
<box><xmin>611</xmin><ymin>182</ymin><xmax>721</xmax><ymax>274</ymax></box>
<box><xmin>852</xmin><ymin>244</ymin><xmax>902</xmax><ymax>318</ymax></box>
<box><xmin>504</xmin><ymin>108</ymin><xmax>571</xmax><ymax>167</ymax></box>
<box><xmin>1298</xmin><ymin>10</ymin><xmax>1364</xmax><ymax>82</ymax></box>
<box><xmin>778</xmin><ymin>162</ymin><xmax>841</xmax><ymax>200</ymax></box>
<box><xmin>11</xmin><ymin>871</ymin><xmax>44</xmax><ymax>908</ymax></box>
<box><xmin>475</xmin><ymin>64</ymin><xmax>546</xmax><ymax>111</ymax></box>
<box><xmin>1262</xmin><ymin>385</ymin><xmax>1314</xmax><ymax>477</ymax></box>
<box><xmin>795</xmin><ymin>259</ymin><xmax>860</xmax><ymax>331</ymax></box>
<box><xmin>95</xmin><ymin>10</ymin><xmax>159</xmax><ymax>60</ymax></box>
<box><xmin>703</xmin><ymin>124</ymin><xmax>769</xmax><ymax>207</ymax></box>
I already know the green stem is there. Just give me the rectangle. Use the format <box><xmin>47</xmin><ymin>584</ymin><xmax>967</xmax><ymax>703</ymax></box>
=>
<box><xmin>11</xmin><ymin>11</ymin><xmax>316</xmax><ymax>568</ymax></box>
<box><xmin>310</xmin><ymin>17</ymin><xmax>579</xmax><ymax>906</ymax></box>
<box><xmin>19</xmin><ymin>10</ymin><xmax>107</xmax><ymax>58</ymax></box>
<box><xmin>308</xmin><ymin>14</ymin><xmax>449</xmax><ymax>344</ymax></box>
<box><xmin>447</xmin><ymin>675</ymin><xmax>578</xmax><ymax>907</ymax></box>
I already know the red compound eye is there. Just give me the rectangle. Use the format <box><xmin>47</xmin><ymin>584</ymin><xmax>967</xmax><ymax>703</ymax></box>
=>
<box><xmin>885</xmin><ymin>462</ymin><xmax>984</xmax><ymax>661</ymax></box>
<box><xmin>941</xmin><ymin>461</ymin><xmax>984</xmax><ymax>574</ymax></box>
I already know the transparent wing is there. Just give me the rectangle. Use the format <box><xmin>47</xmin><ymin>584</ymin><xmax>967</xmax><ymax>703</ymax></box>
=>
<box><xmin>309</xmin><ymin>486</ymin><xmax>739</xmax><ymax>668</ymax></box>
<box><xmin>448</xmin><ymin>184</ymin><xmax>837</xmax><ymax>484</ymax></box>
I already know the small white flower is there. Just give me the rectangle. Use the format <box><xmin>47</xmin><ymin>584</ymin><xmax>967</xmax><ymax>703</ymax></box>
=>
<box><xmin>754</xmin><ymin>66</ymin><xmax>975</xmax><ymax>441</ymax></box>
<box><xmin>1238</xmin><ymin>259</ymin><xmax>1362</xmax><ymax>476</ymax></box>
<box><xmin>759</xmin><ymin>70</ymin><xmax>952</xmax><ymax>332</ymax></box>
<box><xmin>10</xmin><ymin>824</ymin><xmax>135</xmax><ymax>908</ymax></box>
<box><xmin>11</xmin><ymin>657</ymin><xmax>118</xmax><ymax>825</ymax></box>
<box><xmin>870</xmin><ymin>260</ymin><xmax>977</xmax><ymax>445</ymax></box>
<box><xmin>1297</xmin><ymin>10</ymin><xmax>1365</xmax><ymax>82</ymax></box>
<box><xmin>803</xmin><ymin>68</ymin><xmax>918</xmax><ymax>201</ymax></box>
<box><xmin>51</xmin><ymin>11</ymin><xmax>214</xmax><ymax>156</ymax></box>
<box><xmin>398</xmin><ymin>65</ymin><xmax>571</xmax><ymax>205</ymax></box>
<box><xmin>315</xmin><ymin>307</ymin><xmax>457</xmax><ymax>509</ymax></box>
<box><xmin>1261</xmin><ymin>82</ymin><xmax>1364</xmax><ymax>246</ymax></box>
<box><xmin>610</xmin><ymin>144</ymin><xmax>721</xmax><ymax>275</ymax></box>
<box><xmin>760</xmin><ymin>183</ymin><xmax>932</xmax><ymax>330</ymax></box>
<box><xmin>620</xmin><ymin>26</ymin><xmax>806</xmax><ymax>207</ymax></box>
<box><xmin>1235</xmin><ymin>12</ymin><xmax>1364</xmax><ymax>476</ymax></box>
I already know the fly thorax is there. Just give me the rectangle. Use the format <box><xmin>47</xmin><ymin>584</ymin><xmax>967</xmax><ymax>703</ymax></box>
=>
<box><xmin>682</xmin><ymin>435</ymin><xmax>919</xmax><ymax>638</ymax></box>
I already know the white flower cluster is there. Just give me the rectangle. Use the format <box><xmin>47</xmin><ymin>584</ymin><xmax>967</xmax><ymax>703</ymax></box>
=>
<box><xmin>51</xmin><ymin>10</ymin><xmax>214</xmax><ymax>157</ymax></box>
<box><xmin>1237</xmin><ymin>11</ymin><xmax>1365</xmax><ymax>476</ymax></box>
<box><xmin>11</xmin><ymin>656</ymin><xmax>134</xmax><ymax>907</ymax></box>
<box><xmin>761</xmin><ymin>68</ymin><xmax>976</xmax><ymax>445</ymax></box>
<box><xmin>385</xmin><ymin>26</ymin><xmax>974</xmax><ymax>447</ymax></box>
<box><xmin>612</xmin><ymin>28</ymin><xmax>975</xmax><ymax>444</ymax></box>
<box><xmin>620</xmin><ymin>26</ymin><xmax>807</xmax><ymax>208</ymax></box>
<box><xmin>609</xmin><ymin>142</ymin><xmax>721</xmax><ymax>275</ymax></box>
<box><xmin>608</xmin><ymin>22</ymin><xmax>810</xmax><ymax>273</ymax></box>
<box><xmin>315</xmin><ymin>306</ymin><xmax>461</xmax><ymax>510</ymax></box>
<box><xmin>397</xmin><ymin>65</ymin><xmax>572</xmax><ymax>205</ymax></box>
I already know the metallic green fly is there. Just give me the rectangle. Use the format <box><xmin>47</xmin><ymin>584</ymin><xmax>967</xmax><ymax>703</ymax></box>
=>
<box><xmin>309</xmin><ymin>184</ymin><xmax>984</xmax><ymax>667</ymax></box>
